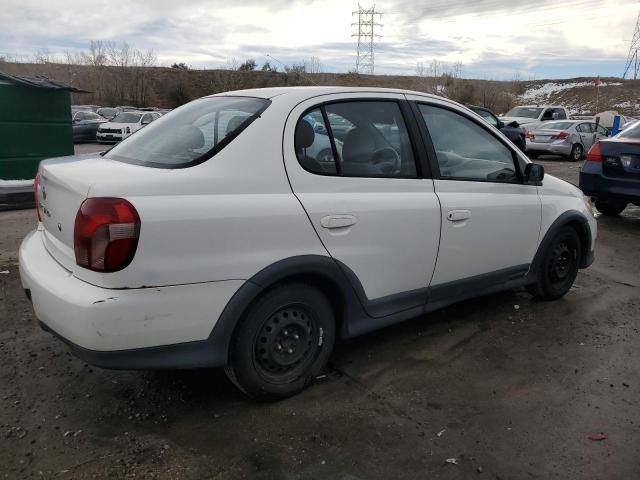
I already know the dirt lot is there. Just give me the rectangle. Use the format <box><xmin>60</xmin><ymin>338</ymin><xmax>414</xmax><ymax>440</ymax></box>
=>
<box><xmin>0</xmin><ymin>152</ymin><xmax>639</xmax><ymax>479</ymax></box>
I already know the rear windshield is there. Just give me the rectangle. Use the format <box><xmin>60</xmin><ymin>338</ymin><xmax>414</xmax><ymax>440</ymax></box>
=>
<box><xmin>112</xmin><ymin>113</ymin><xmax>142</xmax><ymax>123</ymax></box>
<box><xmin>540</xmin><ymin>121</ymin><xmax>574</xmax><ymax>130</ymax></box>
<box><xmin>104</xmin><ymin>96</ymin><xmax>270</xmax><ymax>168</ymax></box>
<box><xmin>618</xmin><ymin>121</ymin><xmax>640</xmax><ymax>140</ymax></box>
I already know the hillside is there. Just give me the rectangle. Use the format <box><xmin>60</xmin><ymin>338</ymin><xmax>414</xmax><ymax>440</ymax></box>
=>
<box><xmin>1</xmin><ymin>62</ymin><xmax>639</xmax><ymax>117</ymax></box>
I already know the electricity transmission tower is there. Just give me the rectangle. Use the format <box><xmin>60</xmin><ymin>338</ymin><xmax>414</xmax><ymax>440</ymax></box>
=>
<box><xmin>352</xmin><ymin>4</ymin><xmax>383</xmax><ymax>74</ymax></box>
<box><xmin>623</xmin><ymin>9</ymin><xmax>640</xmax><ymax>79</ymax></box>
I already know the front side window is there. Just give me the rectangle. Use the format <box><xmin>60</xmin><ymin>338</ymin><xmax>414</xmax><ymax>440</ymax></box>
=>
<box><xmin>419</xmin><ymin>104</ymin><xmax>518</xmax><ymax>183</ymax></box>
<box><xmin>554</xmin><ymin>108</ymin><xmax>567</xmax><ymax>120</ymax></box>
<box><xmin>294</xmin><ymin>101</ymin><xmax>417</xmax><ymax>178</ymax></box>
<box><xmin>105</xmin><ymin>96</ymin><xmax>270</xmax><ymax>168</ymax></box>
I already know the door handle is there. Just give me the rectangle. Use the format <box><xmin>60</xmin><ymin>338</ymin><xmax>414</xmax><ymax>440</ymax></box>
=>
<box><xmin>447</xmin><ymin>210</ymin><xmax>471</xmax><ymax>222</ymax></box>
<box><xmin>320</xmin><ymin>215</ymin><xmax>357</xmax><ymax>229</ymax></box>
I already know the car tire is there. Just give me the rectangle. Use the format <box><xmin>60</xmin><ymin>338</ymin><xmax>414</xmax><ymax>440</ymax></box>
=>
<box><xmin>527</xmin><ymin>226</ymin><xmax>581</xmax><ymax>301</ymax></box>
<box><xmin>225</xmin><ymin>283</ymin><xmax>336</xmax><ymax>401</ymax></box>
<box><xmin>528</xmin><ymin>152</ymin><xmax>539</xmax><ymax>159</ymax></box>
<box><xmin>595</xmin><ymin>199</ymin><xmax>627</xmax><ymax>216</ymax></box>
<box><xmin>569</xmin><ymin>144</ymin><xmax>583</xmax><ymax>162</ymax></box>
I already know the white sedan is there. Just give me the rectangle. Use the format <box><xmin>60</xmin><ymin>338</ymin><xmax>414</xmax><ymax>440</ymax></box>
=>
<box><xmin>20</xmin><ymin>87</ymin><xmax>596</xmax><ymax>400</ymax></box>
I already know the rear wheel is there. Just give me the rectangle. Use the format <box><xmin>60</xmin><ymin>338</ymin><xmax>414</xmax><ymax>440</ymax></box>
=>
<box><xmin>225</xmin><ymin>283</ymin><xmax>336</xmax><ymax>401</ymax></box>
<box><xmin>595</xmin><ymin>199</ymin><xmax>627</xmax><ymax>216</ymax></box>
<box><xmin>527</xmin><ymin>226</ymin><xmax>581</xmax><ymax>301</ymax></box>
<box><xmin>569</xmin><ymin>144</ymin><xmax>583</xmax><ymax>162</ymax></box>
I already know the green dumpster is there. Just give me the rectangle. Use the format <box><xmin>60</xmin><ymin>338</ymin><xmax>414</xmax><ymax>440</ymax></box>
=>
<box><xmin>0</xmin><ymin>72</ymin><xmax>83</xmax><ymax>181</ymax></box>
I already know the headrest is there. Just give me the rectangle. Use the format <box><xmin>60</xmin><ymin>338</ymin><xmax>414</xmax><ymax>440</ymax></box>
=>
<box><xmin>295</xmin><ymin>119</ymin><xmax>315</xmax><ymax>150</ymax></box>
<box><xmin>342</xmin><ymin>128</ymin><xmax>373</xmax><ymax>163</ymax></box>
<box><xmin>226</xmin><ymin>116</ymin><xmax>246</xmax><ymax>136</ymax></box>
<box><xmin>175</xmin><ymin>124</ymin><xmax>205</xmax><ymax>150</ymax></box>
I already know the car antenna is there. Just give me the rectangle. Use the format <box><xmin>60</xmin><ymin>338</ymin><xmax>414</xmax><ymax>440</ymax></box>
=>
<box><xmin>266</xmin><ymin>53</ymin><xmax>319</xmax><ymax>86</ymax></box>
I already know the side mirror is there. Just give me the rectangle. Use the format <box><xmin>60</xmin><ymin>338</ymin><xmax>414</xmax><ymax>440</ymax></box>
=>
<box><xmin>524</xmin><ymin>163</ymin><xmax>544</xmax><ymax>185</ymax></box>
<box><xmin>497</xmin><ymin>120</ymin><xmax>505</xmax><ymax>129</ymax></box>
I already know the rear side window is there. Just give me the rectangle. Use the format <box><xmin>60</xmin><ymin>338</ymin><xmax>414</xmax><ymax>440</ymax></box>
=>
<box><xmin>295</xmin><ymin>101</ymin><xmax>418</xmax><ymax>178</ymax></box>
<box><xmin>419</xmin><ymin>104</ymin><xmax>518</xmax><ymax>183</ymax></box>
<box><xmin>105</xmin><ymin>97</ymin><xmax>270</xmax><ymax>168</ymax></box>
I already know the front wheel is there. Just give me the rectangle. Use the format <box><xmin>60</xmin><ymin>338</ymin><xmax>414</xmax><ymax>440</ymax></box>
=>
<box><xmin>225</xmin><ymin>283</ymin><xmax>336</xmax><ymax>401</ymax></box>
<box><xmin>527</xmin><ymin>226</ymin><xmax>581</xmax><ymax>301</ymax></box>
<box><xmin>595</xmin><ymin>199</ymin><xmax>627</xmax><ymax>216</ymax></box>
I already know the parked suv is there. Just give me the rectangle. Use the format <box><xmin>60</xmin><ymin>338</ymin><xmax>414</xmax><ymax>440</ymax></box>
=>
<box><xmin>501</xmin><ymin>105</ymin><xmax>570</xmax><ymax>131</ymax></box>
<box><xmin>20</xmin><ymin>87</ymin><xmax>596</xmax><ymax>400</ymax></box>
<box><xmin>580</xmin><ymin>122</ymin><xmax>640</xmax><ymax>216</ymax></box>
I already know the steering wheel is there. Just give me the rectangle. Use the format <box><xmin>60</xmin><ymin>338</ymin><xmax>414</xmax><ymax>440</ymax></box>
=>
<box><xmin>371</xmin><ymin>147</ymin><xmax>401</xmax><ymax>175</ymax></box>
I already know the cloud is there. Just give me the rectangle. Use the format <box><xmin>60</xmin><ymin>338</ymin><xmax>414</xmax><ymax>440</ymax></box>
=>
<box><xmin>0</xmin><ymin>0</ymin><xmax>636</xmax><ymax>78</ymax></box>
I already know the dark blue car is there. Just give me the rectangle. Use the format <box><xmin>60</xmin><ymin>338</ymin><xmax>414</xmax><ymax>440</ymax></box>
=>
<box><xmin>580</xmin><ymin>122</ymin><xmax>640</xmax><ymax>216</ymax></box>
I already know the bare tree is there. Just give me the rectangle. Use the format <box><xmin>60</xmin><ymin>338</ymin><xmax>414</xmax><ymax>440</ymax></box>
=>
<box><xmin>307</xmin><ymin>56</ymin><xmax>322</xmax><ymax>74</ymax></box>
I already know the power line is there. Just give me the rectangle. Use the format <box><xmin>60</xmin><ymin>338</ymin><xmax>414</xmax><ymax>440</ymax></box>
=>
<box><xmin>623</xmin><ymin>8</ymin><xmax>640</xmax><ymax>79</ymax></box>
<box><xmin>351</xmin><ymin>4</ymin><xmax>383</xmax><ymax>74</ymax></box>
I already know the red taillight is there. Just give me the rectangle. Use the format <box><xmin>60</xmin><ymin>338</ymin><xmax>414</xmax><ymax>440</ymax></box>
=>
<box><xmin>74</xmin><ymin>198</ymin><xmax>140</xmax><ymax>272</ymax></box>
<box><xmin>552</xmin><ymin>131</ymin><xmax>570</xmax><ymax>140</ymax></box>
<box><xmin>33</xmin><ymin>174</ymin><xmax>41</xmax><ymax>222</ymax></box>
<box><xmin>586</xmin><ymin>143</ymin><xmax>602</xmax><ymax>162</ymax></box>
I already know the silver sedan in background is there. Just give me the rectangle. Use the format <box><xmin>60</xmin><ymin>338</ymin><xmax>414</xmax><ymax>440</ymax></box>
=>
<box><xmin>526</xmin><ymin>120</ymin><xmax>609</xmax><ymax>161</ymax></box>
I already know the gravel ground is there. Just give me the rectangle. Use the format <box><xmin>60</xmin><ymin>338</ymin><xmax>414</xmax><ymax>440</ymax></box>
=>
<box><xmin>0</xmin><ymin>152</ymin><xmax>639</xmax><ymax>479</ymax></box>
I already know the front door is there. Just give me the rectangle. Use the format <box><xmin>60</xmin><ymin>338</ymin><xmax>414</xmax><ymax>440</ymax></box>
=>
<box><xmin>282</xmin><ymin>93</ymin><xmax>441</xmax><ymax>315</ymax></box>
<box><xmin>408</xmin><ymin>96</ymin><xmax>542</xmax><ymax>289</ymax></box>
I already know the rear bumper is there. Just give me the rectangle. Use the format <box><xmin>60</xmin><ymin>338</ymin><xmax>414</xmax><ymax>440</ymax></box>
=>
<box><xmin>580</xmin><ymin>162</ymin><xmax>640</xmax><ymax>203</ymax></box>
<box><xmin>19</xmin><ymin>229</ymin><xmax>244</xmax><ymax>369</ymax></box>
<box><xmin>526</xmin><ymin>140</ymin><xmax>572</xmax><ymax>156</ymax></box>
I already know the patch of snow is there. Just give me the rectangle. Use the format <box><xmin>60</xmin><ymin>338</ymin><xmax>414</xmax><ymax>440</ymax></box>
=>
<box><xmin>520</xmin><ymin>81</ymin><xmax>622</xmax><ymax>101</ymax></box>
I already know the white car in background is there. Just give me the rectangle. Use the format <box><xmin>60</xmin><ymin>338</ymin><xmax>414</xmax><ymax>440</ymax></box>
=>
<box><xmin>526</xmin><ymin>120</ymin><xmax>609</xmax><ymax>161</ymax></box>
<box><xmin>96</xmin><ymin>111</ymin><xmax>161</xmax><ymax>143</ymax></box>
<box><xmin>20</xmin><ymin>87</ymin><xmax>596</xmax><ymax>400</ymax></box>
<box><xmin>500</xmin><ymin>105</ymin><xmax>571</xmax><ymax>131</ymax></box>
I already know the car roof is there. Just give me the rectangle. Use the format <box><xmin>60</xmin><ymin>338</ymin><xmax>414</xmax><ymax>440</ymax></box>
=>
<box><xmin>206</xmin><ymin>86</ymin><xmax>465</xmax><ymax>113</ymax></box>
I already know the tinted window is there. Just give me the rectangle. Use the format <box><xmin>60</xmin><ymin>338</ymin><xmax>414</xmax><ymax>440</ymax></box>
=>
<box><xmin>476</xmin><ymin>109</ymin><xmax>499</xmax><ymax>128</ymax></box>
<box><xmin>618</xmin><ymin>122</ymin><xmax>640</xmax><ymax>139</ymax></box>
<box><xmin>554</xmin><ymin>108</ymin><xmax>567</xmax><ymax>120</ymax></box>
<box><xmin>295</xmin><ymin>101</ymin><xmax>417</xmax><ymax>178</ymax></box>
<box><xmin>85</xmin><ymin>112</ymin><xmax>102</xmax><ymax>121</ymax></box>
<box><xmin>105</xmin><ymin>96</ymin><xmax>270</xmax><ymax>168</ymax></box>
<box><xmin>419</xmin><ymin>104</ymin><xmax>518</xmax><ymax>183</ymax></box>
<box><xmin>295</xmin><ymin>109</ymin><xmax>337</xmax><ymax>174</ymax></box>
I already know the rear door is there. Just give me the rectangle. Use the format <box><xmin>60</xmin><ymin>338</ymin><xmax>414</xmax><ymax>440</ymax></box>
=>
<box><xmin>407</xmin><ymin>95</ymin><xmax>542</xmax><ymax>290</ymax></box>
<box><xmin>283</xmin><ymin>93</ymin><xmax>441</xmax><ymax>314</ymax></box>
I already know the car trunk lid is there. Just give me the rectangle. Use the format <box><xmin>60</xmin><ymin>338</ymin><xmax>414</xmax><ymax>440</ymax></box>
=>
<box><xmin>36</xmin><ymin>154</ymin><xmax>148</xmax><ymax>271</ymax></box>
<box><xmin>600</xmin><ymin>138</ymin><xmax>640</xmax><ymax>180</ymax></box>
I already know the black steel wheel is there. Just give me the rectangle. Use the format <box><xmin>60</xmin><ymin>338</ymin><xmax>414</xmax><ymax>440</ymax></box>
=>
<box><xmin>527</xmin><ymin>226</ymin><xmax>581</xmax><ymax>301</ymax></box>
<box><xmin>225</xmin><ymin>283</ymin><xmax>335</xmax><ymax>401</ymax></box>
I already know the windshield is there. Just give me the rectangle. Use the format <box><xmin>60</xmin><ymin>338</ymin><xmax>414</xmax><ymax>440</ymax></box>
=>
<box><xmin>617</xmin><ymin>121</ymin><xmax>640</xmax><ymax>140</ymax></box>
<box><xmin>505</xmin><ymin>107</ymin><xmax>543</xmax><ymax>119</ymax></box>
<box><xmin>99</xmin><ymin>108</ymin><xmax>117</xmax><ymax>116</ymax></box>
<box><xmin>540</xmin><ymin>121</ymin><xmax>574</xmax><ymax>130</ymax></box>
<box><xmin>112</xmin><ymin>113</ymin><xmax>142</xmax><ymax>124</ymax></box>
<box><xmin>105</xmin><ymin>96</ymin><xmax>270</xmax><ymax>168</ymax></box>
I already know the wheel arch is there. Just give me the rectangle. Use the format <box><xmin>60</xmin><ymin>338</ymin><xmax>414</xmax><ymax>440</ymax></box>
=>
<box><xmin>531</xmin><ymin>210</ymin><xmax>593</xmax><ymax>276</ymax></box>
<box><xmin>207</xmin><ymin>255</ymin><xmax>368</xmax><ymax>366</ymax></box>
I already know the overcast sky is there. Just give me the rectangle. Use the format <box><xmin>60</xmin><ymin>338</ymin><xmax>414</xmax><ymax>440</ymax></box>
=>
<box><xmin>0</xmin><ymin>0</ymin><xmax>638</xmax><ymax>79</ymax></box>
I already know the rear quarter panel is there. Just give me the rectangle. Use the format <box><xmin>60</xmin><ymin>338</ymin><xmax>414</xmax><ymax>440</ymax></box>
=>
<box><xmin>76</xmin><ymin>99</ymin><xmax>329</xmax><ymax>289</ymax></box>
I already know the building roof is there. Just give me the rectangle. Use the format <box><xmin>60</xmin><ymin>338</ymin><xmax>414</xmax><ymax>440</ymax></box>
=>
<box><xmin>0</xmin><ymin>71</ymin><xmax>88</xmax><ymax>92</ymax></box>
